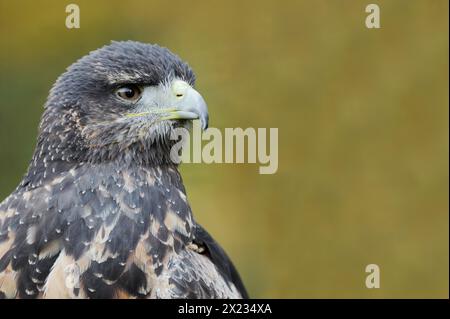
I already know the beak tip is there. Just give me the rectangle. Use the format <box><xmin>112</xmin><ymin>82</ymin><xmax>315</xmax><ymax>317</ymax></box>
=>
<box><xmin>201</xmin><ymin>116</ymin><xmax>209</xmax><ymax>130</ymax></box>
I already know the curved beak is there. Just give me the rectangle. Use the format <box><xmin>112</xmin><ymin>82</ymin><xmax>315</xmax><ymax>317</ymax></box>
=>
<box><xmin>125</xmin><ymin>83</ymin><xmax>209</xmax><ymax>130</ymax></box>
<box><xmin>158</xmin><ymin>86</ymin><xmax>209</xmax><ymax>130</ymax></box>
<box><xmin>177</xmin><ymin>87</ymin><xmax>209</xmax><ymax>130</ymax></box>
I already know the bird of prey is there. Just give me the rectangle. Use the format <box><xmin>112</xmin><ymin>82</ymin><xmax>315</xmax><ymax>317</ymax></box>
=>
<box><xmin>0</xmin><ymin>41</ymin><xmax>248</xmax><ymax>299</ymax></box>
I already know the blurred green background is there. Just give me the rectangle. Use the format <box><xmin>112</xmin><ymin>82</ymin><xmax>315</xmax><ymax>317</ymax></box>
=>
<box><xmin>0</xmin><ymin>0</ymin><xmax>448</xmax><ymax>298</ymax></box>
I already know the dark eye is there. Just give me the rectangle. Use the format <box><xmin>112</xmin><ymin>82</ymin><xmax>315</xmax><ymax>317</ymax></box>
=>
<box><xmin>116</xmin><ymin>85</ymin><xmax>142</xmax><ymax>102</ymax></box>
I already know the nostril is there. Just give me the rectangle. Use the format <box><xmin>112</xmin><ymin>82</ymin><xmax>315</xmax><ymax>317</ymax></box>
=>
<box><xmin>176</xmin><ymin>93</ymin><xmax>183</xmax><ymax>98</ymax></box>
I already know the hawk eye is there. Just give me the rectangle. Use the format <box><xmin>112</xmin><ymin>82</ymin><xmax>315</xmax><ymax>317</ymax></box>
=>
<box><xmin>116</xmin><ymin>85</ymin><xmax>142</xmax><ymax>102</ymax></box>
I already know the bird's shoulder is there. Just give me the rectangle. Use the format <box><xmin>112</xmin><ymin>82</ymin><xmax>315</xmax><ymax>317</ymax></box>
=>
<box><xmin>165</xmin><ymin>223</ymin><xmax>249</xmax><ymax>299</ymax></box>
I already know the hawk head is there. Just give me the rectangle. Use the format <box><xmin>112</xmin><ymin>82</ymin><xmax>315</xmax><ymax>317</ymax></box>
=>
<box><xmin>36</xmin><ymin>41</ymin><xmax>208</xmax><ymax>167</ymax></box>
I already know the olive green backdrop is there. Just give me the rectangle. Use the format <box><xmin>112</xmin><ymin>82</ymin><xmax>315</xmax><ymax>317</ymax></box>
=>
<box><xmin>0</xmin><ymin>0</ymin><xmax>448</xmax><ymax>298</ymax></box>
